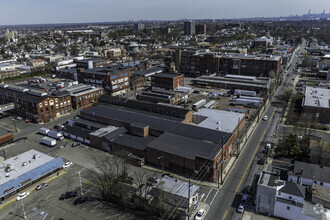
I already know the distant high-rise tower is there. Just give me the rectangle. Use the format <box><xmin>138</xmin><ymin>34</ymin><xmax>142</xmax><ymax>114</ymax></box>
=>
<box><xmin>184</xmin><ymin>21</ymin><xmax>196</xmax><ymax>36</ymax></box>
<box><xmin>134</xmin><ymin>23</ymin><xmax>145</xmax><ymax>31</ymax></box>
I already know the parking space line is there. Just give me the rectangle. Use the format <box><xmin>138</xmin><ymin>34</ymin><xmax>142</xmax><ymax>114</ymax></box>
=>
<box><xmin>203</xmin><ymin>188</ymin><xmax>213</xmax><ymax>203</ymax></box>
<box><xmin>210</xmin><ymin>190</ymin><xmax>219</xmax><ymax>206</ymax></box>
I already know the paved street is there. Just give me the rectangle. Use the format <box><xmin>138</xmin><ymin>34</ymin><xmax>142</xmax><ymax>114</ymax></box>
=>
<box><xmin>204</xmin><ymin>41</ymin><xmax>306</xmax><ymax>220</ymax></box>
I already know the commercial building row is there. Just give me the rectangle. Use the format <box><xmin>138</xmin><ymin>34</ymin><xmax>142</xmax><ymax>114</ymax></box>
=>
<box><xmin>0</xmin><ymin>83</ymin><xmax>103</xmax><ymax>123</ymax></box>
<box><xmin>167</xmin><ymin>49</ymin><xmax>282</xmax><ymax>78</ymax></box>
<box><xmin>63</xmin><ymin>96</ymin><xmax>246</xmax><ymax>182</ymax></box>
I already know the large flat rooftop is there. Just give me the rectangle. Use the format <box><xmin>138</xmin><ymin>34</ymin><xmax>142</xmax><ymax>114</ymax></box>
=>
<box><xmin>0</xmin><ymin>149</ymin><xmax>56</xmax><ymax>185</ymax></box>
<box><xmin>304</xmin><ymin>86</ymin><xmax>330</xmax><ymax>109</ymax></box>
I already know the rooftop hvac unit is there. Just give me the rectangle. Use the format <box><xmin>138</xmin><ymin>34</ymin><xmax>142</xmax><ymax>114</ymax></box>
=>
<box><xmin>33</xmin><ymin>154</ymin><xmax>41</xmax><ymax>159</ymax></box>
<box><xmin>22</xmin><ymin>162</ymin><xmax>29</xmax><ymax>166</ymax></box>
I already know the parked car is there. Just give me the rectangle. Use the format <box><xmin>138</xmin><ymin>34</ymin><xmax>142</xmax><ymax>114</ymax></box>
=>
<box><xmin>257</xmin><ymin>157</ymin><xmax>265</xmax><ymax>165</ymax></box>
<box><xmin>162</xmin><ymin>173</ymin><xmax>174</xmax><ymax>178</ymax></box>
<box><xmin>72</xmin><ymin>142</ymin><xmax>81</xmax><ymax>147</ymax></box>
<box><xmin>242</xmin><ymin>185</ymin><xmax>252</xmax><ymax>194</ymax></box>
<box><xmin>63</xmin><ymin>162</ymin><xmax>73</xmax><ymax>168</ymax></box>
<box><xmin>265</xmin><ymin>143</ymin><xmax>272</xmax><ymax>149</ymax></box>
<box><xmin>25</xmin><ymin>118</ymin><xmax>33</xmax><ymax>123</ymax></box>
<box><xmin>241</xmin><ymin>194</ymin><xmax>248</xmax><ymax>203</ymax></box>
<box><xmin>195</xmin><ymin>209</ymin><xmax>205</xmax><ymax>220</ymax></box>
<box><xmin>59</xmin><ymin>191</ymin><xmax>78</xmax><ymax>200</ymax></box>
<box><xmin>36</xmin><ymin>183</ymin><xmax>48</xmax><ymax>190</ymax></box>
<box><xmin>237</xmin><ymin>203</ymin><xmax>245</xmax><ymax>214</ymax></box>
<box><xmin>263</xmin><ymin>148</ymin><xmax>269</xmax><ymax>155</ymax></box>
<box><xmin>73</xmin><ymin>196</ymin><xmax>89</xmax><ymax>205</ymax></box>
<box><xmin>14</xmin><ymin>116</ymin><xmax>23</xmax><ymax>120</ymax></box>
<box><xmin>16</xmin><ymin>192</ymin><xmax>30</xmax><ymax>201</ymax></box>
<box><xmin>262</xmin><ymin>116</ymin><xmax>268</xmax><ymax>121</ymax></box>
<box><xmin>54</xmin><ymin>124</ymin><xmax>65</xmax><ymax>130</ymax></box>
<box><xmin>148</xmin><ymin>176</ymin><xmax>159</xmax><ymax>184</ymax></box>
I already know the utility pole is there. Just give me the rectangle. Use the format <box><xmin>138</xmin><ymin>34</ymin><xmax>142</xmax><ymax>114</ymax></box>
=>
<box><xmin>187</xmin><ymin>179</ymin><xmax>191</xmax><ymax>220</ymax></box>
<box><xmin>218</xmin><ymin>167</ymin><xmax>220</xmax><ymax>188</ymax></box>
<box><xmin>237</xmin><ymin>117</ymin><xmax>240</xmax><ymax>157</ymax></box>
<box><xmin>221</xmin><ymin>137</ymin><xmax>224</xmax><ymax>185</ymax></box>
<box><xmin>78</xmin><ymin>171</ymin><xmax>83</xmax><ymax>196</ymax></box>
<box><xmin>20</xmin><ymin>198</ymin><xmax>27</xmax><ymax>219</ymax></box>
<box><xmin>12</xmin><ymin>119</ymin><xmax>17</xmax><ymax>133</ymax></box>
<box><xmin>158</xmin><ymin>156</ymin><xmax>164</xmax><ymax>173</ymax></box>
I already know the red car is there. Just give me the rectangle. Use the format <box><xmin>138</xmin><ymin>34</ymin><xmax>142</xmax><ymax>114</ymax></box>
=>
<box><xmin>25</xmin><ymin>119</ymin><xmax>33</xmax><ymax>123</ymax></box>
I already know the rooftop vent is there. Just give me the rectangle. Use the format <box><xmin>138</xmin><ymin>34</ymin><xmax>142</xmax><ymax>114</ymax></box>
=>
<box><xmin>33</xmin><ymin>154</ymin><xmax>40</xmax><ymax>159</ymax></box>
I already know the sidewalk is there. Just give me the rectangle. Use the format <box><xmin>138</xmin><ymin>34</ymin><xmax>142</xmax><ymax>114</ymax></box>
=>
<box><xmin>0</xmin><ymin>170</ymin><xmax>66</xmax><ymax>210</ymax></box>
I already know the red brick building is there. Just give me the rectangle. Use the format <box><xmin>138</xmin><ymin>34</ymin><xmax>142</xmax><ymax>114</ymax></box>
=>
<box><xmin>77</xmin><ymin>65</ymin><xmax>134</xmax><ymax>96</ymax></box>
<box><xmin>0</xmin><ymin>84</ymin><xmax>71</xmax><ymax>123</ymax></box>
<box><xmin>151</xmin><ymin>73</ymin><xmax>184</xmax><ymax>91</ymax></box>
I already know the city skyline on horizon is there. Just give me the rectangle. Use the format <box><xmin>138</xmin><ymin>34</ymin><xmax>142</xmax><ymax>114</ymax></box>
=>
<box><xmin>0</xmin><ymin>0</ymin><xmax>329</xmax><ymax>26</ymax></box>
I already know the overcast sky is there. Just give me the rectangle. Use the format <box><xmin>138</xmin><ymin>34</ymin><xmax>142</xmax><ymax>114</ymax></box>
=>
<box><xmin>0</xmin><ymin>0</ymin><xmax>329</xmax><ymax>25</ymax></box>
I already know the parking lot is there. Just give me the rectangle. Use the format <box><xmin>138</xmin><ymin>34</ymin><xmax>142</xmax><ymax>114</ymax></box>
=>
<box><xmin>0</xmin><ymin>112</ymin><xmax>162</xmax><ymax>220</ymax></box>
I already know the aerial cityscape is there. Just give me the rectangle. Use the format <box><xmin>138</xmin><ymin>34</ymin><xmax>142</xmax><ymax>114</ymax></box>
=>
<box><xmin>0</xmin><ymin>1</ymin><xmax>329</xmax><ymax>220</ymax></box>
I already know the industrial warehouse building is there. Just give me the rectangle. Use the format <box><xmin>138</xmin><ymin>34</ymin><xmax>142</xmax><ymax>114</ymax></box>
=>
<box><xmin>72</xmin><ymin>103</ymin><xmax>245</xmax><ymax>182</ymax></box>
<box><xmin>0</xmin><ymin>149</ymin><xmax>64</xmax><ymax>200</ymax></box>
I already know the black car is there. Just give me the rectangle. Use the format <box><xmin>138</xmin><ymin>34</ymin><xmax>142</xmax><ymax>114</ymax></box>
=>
<box><xmin>72</xmin><ymin>142</ymin><xmax>81</xmax><ymax>147</ymax></box>
<box><xmin>242</xmin><ymin>185</ymin><xmax>252</xmax><ymax>194</ymax></box>
<box><xmin>257</xmin><ymin>157</ymin><xmax>265</xmax><ymax>165</ymax></box>
<box><xmin>73</xmin><ymin>196</ymin><xmax>89</xmax><ymax>205</ymax></box>
<box><xmin>59</xmin><ymin>191</ymin><xmax>78</xmax><ymax>200</ymax></box>
<box><xmin>263</xmin><ymin>148</ymin><xmax>269</xmax><ymax>155</ymax></box>
<box><xmin>35</xmin><ymin>183</ymin><xmax>48</xmax><ymax>191</ymax></box>
<box><xmin>148</xmin><ymin>176</ymin><xmax>158</xmax><ymax>184</ymax></box>
<box><xmin>162</xmin><ymin>173</ymin><xmax>174</xmax><ymax>178</ymax></box>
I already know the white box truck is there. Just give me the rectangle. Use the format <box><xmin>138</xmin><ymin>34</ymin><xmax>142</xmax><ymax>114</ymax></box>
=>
<box><xmin>40</xmin><ymin>137</ymin><xmax>56</xmax><ymax>147</ymax></box>
<box><xmin>39</xmin><ymin>127</ymin><xmax>50</xmax><ymax>135</ymax></box>
<box><xmin>48</xmin><ymin>130</ymin><xmax>64</xmax><ymax>140</ymax></box>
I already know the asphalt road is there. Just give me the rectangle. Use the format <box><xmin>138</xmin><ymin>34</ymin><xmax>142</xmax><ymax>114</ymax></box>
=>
<box><xmin>205</xmin><ymin>41</ymin><xmax>306</xmax><ymax>220</ymax></box>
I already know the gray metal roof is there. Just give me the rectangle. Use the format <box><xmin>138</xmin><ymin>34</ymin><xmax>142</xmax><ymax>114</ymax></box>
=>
<box><xmin>80</xmin><ymin>105</ymin><xmax>231</xmax><ymax>145</ymax></box>
<box><xmin>147</xmin><ymin>132</ymin><xmax>220</xmax><ymax>160</ymax></box>
<box><xmin>278</xmin><ymin>181</ymin><xmax>305</xmax><ymax>198</ymax></box>
<box><xmin>289</xmin><ymin>161</ymin><xmax>330</xmax><ymax>184</ymax></box>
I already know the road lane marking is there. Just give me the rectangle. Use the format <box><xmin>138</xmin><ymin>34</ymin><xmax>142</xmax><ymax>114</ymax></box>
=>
<box><xmin>210</xmin><ymin>190</ymin><xmax>219</xmax><ymax>206</ymax></box>
<box><xmin>222</xmin><ymin>210</ymin><xmax>228</xmax><ymax>220</ymax></box>
<box><xmin>235</xmin><ymin>106</ymin><xmax>277</xmax><ymax>194</ymax></box>
<box><xmin>204</xmin><ymin>189</ymin><xmax>213</xmax><ymax>202</ymax></box>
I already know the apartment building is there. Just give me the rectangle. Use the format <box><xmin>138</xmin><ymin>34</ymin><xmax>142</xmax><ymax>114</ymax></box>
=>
<box><xmin>77</xmin><ymin>65</ymin><xmax>133</xmax><ymax>96</ymax></box>
<box><xmin>27</xmin><ymin>59</ymin><xmax>45</xmax><ymax>68</ymax></box>
<box><xmin>75</xmin><ymin>58</ymin><xmax>111</xmax><ymax>69</ymax></box>
<box><xmin>0</xmin><ymin>84</ymin><xmax>72</xmax><ymax>123</ymax></box>
<box><xmin>0</xmin><ymin>69</ymin><xmax>20</xmax><ymax>79</ymax></box>
<box><xmin>188</xmin><ymin>52</ymin><xmax>282</xmax><ymax>78</ymax></box>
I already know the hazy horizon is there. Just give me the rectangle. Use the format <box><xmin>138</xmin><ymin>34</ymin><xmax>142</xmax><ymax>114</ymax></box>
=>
<box><xmin>0</xmin><ymin>0</ymin><xmax>329</xmax><ymax>26</ymax></box>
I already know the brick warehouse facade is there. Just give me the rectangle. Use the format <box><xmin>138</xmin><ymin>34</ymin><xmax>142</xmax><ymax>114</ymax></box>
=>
<box><xmin>0</xmin><ymin>84</ymin><xmax>71</xmax><ymax>123</ymax></box>
<box><xmin>79</xmin><ymin>105</ymin><xmax>246</xmax><ymax>182</ymax></box>
<box><xmin>77</xmin><ymin>65</ymin><xmax>134</xmax><ymax>96</ymax></box>
<box><xmin>151</xmin><ymin>73</ymin><xmax>184</xmax><ymax>91</ymax></box>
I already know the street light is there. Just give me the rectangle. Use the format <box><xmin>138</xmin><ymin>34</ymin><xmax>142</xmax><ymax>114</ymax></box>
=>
<box><xmin>12</xmin><ymin>119</ymin><xmax>17</xmax><ymax>133</ymax></box>
<box><xmin>20</xmin><ymin>198</ymin><xmax>27</xmax><ymax>219</ymax></box>
<box><xmin>78</xmin><ymin>171</ymin><xmax>83</xmax><ymax>196</ymax></box>
<box><xmin>158</xmin><ymin>156</ymin><xmax>164</xmax><ymax>173</ymax></box>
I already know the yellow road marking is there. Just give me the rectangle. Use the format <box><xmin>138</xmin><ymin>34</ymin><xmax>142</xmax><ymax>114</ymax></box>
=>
<box><xmin>222</xmin><ymin>210</ymin><xmax>228</xmax><ymax>220</ymax></box>
<box><xmin>235</xmin><ymin>106</ymin><xmax>277</xmax><ymax>194</ymax></box>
